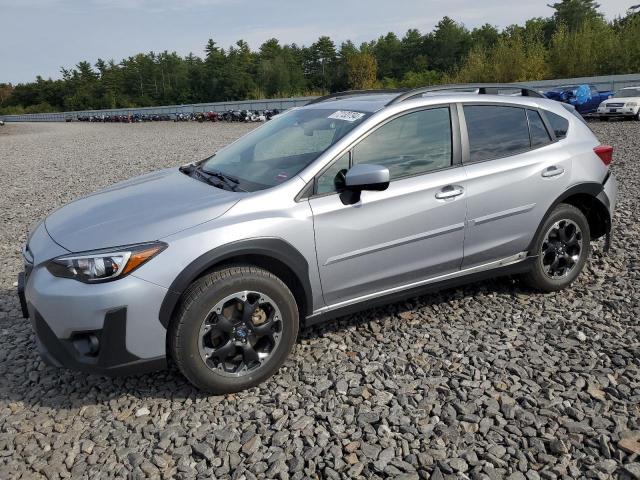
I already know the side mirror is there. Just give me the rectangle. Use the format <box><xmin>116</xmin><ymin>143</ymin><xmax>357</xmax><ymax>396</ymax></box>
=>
<box><xmin>340</xmin><ymin>164</ymin><xmax>390</xmax><ymax>205</ymax></box>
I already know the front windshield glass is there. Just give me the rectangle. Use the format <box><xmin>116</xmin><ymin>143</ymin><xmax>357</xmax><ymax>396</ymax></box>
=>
<box><xmin>202</xmin><ymin>108</ymin><xmax>371</xmax><ymax>191</ymax></box>
<box><xmin>615</xmin><ymin>88</ymin><xmax>640</xmax><ymax>98</ymax></box>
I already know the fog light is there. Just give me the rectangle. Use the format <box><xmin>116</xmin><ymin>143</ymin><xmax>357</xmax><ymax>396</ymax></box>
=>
<box><xmin>72</xmin><ymin>333</ymin><xmax>100</xmax><ymax>357</ymax></box>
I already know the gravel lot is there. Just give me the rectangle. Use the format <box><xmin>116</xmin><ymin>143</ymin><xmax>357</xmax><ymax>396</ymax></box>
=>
<box><xmin>0</xmin><ymin>121</ymin><xmax>639</xmax><ymax>480</ymax></box>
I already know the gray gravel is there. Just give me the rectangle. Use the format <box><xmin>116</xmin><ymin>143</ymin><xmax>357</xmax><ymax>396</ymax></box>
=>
<box><xmin>0</xmin><ymin>120</ymin><xmax>639</xmax><ymax>479</ymax></box>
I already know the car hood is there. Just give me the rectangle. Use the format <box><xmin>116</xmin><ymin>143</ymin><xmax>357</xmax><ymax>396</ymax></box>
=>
<box><xmin>602</xmin><ymin>97</ymin><xmax>640</xmax><ymax>105</ymax></box>
<box><xmin>45</xmin><ymin>167</ymin><xmax>241</xmax><ymax>252</ymax></box>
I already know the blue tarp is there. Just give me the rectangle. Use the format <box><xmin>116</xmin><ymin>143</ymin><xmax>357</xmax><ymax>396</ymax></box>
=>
<box><xmin>574</xmin><ymin>84</ymin><xmax>592</xmax><ymax>105</ymax></box>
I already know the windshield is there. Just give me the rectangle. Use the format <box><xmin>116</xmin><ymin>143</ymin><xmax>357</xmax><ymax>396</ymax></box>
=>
<box><xmin>614</xmin><ymin>88</ymin><xmax>640</xmax><ymax>98</ymax></box>
<box><xmin>201</xmin><ymin>108</ymin><xmax>371</xmax><ymax>191</ymax></box>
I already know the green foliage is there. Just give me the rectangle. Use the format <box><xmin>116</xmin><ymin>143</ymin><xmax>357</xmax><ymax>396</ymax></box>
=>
<box><xmin>0</xmin><ymin>83</ymin><xmax>12</xmax><ymax>106</ymax></box>
<box><xmin>549</xmin><ymin>0</ymin><xmax>603</xmax><ymax>31</ymax></box>
<box><xmin>424</xmin><ymin>17</ymin><xmax>472</xmax><ymax>72</ymax></box>
<box><xmin>346</xmin><ymin>52</ymin><xmax>378</xmax><ymax>90</ymax></box>
<box><xmin>548</xmin><ymin>19</ymin><xmax>620</xmax><ymax>77</ymax></box>
<box><xmin>397</xmin><ymin>70</ymin><xmax>442</xmax><ymax>88</ymax></box>
<box><xmin>1</xmin><ymin>2</ymin><xmax>638</xmax><ymax>115</ymax></box>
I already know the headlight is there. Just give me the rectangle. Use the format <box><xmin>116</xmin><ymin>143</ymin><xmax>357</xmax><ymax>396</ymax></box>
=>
<box><xmin>46</xmin><ymin>242</ymin><xmax>166</xmax><ymax>283</ymax></box>
<box><xmin>626</xmin><ymin>102</ymin><xmax>638</xmax><ymax>107</ymax></box>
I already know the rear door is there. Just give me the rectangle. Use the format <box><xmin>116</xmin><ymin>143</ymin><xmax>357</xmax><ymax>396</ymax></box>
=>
<box><xmin>460</xmin><ymin>104</ymin><xmax>572</xmax><ymax>268</ymax></box>
<box><xmin>309</xmin><ymin>106</ymin><xmax>468</xmax><ymax>306</ymax></box>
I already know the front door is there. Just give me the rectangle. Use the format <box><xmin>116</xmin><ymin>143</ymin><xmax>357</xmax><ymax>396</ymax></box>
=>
<box><xmin>309</xmin><ymin>106</ymin><xmax>468</xmax><ymax>307</ymax></box>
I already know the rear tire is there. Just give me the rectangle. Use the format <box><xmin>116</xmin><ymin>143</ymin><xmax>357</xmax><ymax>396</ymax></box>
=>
<box><xmin>170</xmin><ymin>266</ymin><xmax>299</xmax><ymax>393</ymax></box>
<box><xmin>521</xmin><ymin>204</ymin><xmax>590</xmax><ymax>292</ymax></box>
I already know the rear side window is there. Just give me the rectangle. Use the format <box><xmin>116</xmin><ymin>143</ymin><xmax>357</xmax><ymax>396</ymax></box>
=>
<box><xmin>527</xmin><ymin>110</ymin><xmax>552</xmax><ymax>147</ymax></box>
<box><xmin>546</xmin><ymin>111</ymin><xmax>570</xmax><ymax>139</ymax></box>
<box><xmin>463</xmin><ymin>105</ymin><xmax>530</xmax><ymax>162</ymax></box>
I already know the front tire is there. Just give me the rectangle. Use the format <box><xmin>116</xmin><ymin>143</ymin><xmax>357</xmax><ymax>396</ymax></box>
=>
<box><xmin>521</xmin><ymin>204</ymin><xmax>591</xmax><ymax>292</ymax></box>
<box><xmin>170</xmin><ymin>266</ymin><xmax>299</xmax><ymax>393</ymax></box>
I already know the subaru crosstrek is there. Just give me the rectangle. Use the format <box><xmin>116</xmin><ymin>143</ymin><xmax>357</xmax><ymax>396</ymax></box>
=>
<box><xmin>18</xmin><ymin>84</ymin><xmax>618</xmax><ymax>393</ymax></box>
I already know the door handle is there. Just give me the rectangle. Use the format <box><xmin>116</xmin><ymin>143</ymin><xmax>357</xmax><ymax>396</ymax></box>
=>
<box><xmin>435</xmin><ymin>185</ymin><xmax>464</xmax><ymax>200</ymax></box>
<box><xmin>542</xmin><ymin>165</ymin><xmax>565</xmax><ymax>178</ymax></box>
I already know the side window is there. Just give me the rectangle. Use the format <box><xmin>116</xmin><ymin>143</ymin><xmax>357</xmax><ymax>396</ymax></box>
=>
<box><xmin>463</xmin><ymin>105</ymin><xmax>530</xmax><ymax>162</ymax></box>
<box><xmin>352</xmin><ymin>107</ymin><xmax>452</xmax><ymax>180</ymax></box>
<box><xmin>527</xmin><ymin>109</ymin><xmax>552</xmax><ymax>148</ymax></box>
<box><xmin>315</xmin><ymin>152</ymin><xmax>349</xmax><ymax>195</ymax></box>
<box><xmin>545</xmin><ymin>111</ymin><xmax>569</xmax><ymax>139</ymax></box>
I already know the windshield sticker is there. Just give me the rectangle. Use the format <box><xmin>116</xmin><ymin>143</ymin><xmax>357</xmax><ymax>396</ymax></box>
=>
<box><xmin>275</xmin><ymin>172</ymin><xmax>289</xmax><ymax>182</ymax></box>
<box><xmin>328</xmin><ymin>110</ymin><xmax>366</xmax><ymax>122</ymax></box>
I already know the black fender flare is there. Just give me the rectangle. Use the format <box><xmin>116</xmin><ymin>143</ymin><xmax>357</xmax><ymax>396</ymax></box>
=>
<box><xmin>526</xmin><ymin>181</ymin><xmax>609</xmax><ymax>253</ymax></box>
<box><xmin>159</xmin><ymin>237</ymin><xmax>313</xmax><ymax>328</ymax></box>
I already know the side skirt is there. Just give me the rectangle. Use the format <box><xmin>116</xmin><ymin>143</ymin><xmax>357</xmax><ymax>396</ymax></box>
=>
<box><xmin>304</xmin><ymin>252</ymin><xmax>535</xmax><ymax>327</ymax></box>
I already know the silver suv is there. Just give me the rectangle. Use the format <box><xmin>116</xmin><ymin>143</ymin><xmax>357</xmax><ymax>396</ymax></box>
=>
<box><xmin>18</xmin><ymin>84</ymin><xmax>618</xmax><ymax>393</ymax></box>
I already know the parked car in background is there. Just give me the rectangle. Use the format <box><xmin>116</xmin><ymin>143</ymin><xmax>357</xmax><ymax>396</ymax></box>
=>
<box><xmin>545</xmin><ymin>84</ymin><xmax>613</xmax><ymax>115</ymax></box>
<box><xmin>596</xmin><ymin>86</ymin><xmax>640</xmax><ymax>120</ymax></box>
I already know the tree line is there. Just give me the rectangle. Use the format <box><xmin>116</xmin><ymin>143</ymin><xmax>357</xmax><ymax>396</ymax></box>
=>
<box><xmin>1</xmin><ymin>0</ymin><xmax>639</xmax><ymax>115</ymax></box>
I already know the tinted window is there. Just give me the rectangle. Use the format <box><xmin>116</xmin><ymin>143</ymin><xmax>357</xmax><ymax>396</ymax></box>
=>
<box><xmin>546</xmin><ymin>111</ymin><xmax>569</xmax><ymax>139</ymax></box>
<box><xmin>316</xmin><ymin>152</ymin><xmax>349</xmax><ymax>195</ymax></box>
<box><xmin>527</xmin><ymin>110</ymin><xmax>552</xmax><ymax>148</ymax></box>
<box><xmin>464</xmin><ymin>106</ymin><xmax>530</xmax><ymax>162</ymax></box>
<box><xmin>352</xmin><ymin>107</ymin><xmax>452</xmax><ymax>180</ymax></box>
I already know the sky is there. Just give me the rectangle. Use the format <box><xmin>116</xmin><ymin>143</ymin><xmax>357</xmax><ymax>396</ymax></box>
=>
<box><xmin>0</xmin><ymin>0</ymin><xmax>634</xmax><ymax>84</ymax></box>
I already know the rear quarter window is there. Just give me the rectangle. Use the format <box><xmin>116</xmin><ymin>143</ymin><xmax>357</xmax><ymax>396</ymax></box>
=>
<box><xmin>545</xmin><ymin>111</ymin><xmax>570</xmax><ymax>139</ymax></box>
<box><xmin>527</xmin><ymin>110</ymin><xmax>552</xmax><ymax>148</ymax></box>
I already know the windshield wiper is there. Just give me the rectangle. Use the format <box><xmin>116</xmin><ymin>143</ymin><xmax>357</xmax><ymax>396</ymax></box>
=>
<box><xmin>206</xmin><ymin>169</ymin><xmax>240</xmax><ymax>185</ymax></box>
<box><xmin>187</xmin><ymin>165</ymin><xmax>244</xmax><ymax>192</ymax></box>
<box><xmin>201</xmin><ymin>168</ymin><xmax>244</xmax><ymax>192</ymax></box>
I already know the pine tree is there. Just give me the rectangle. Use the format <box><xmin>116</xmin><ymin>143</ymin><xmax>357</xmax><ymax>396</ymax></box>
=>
<box><xmin>548</xmin><ymin>0</ymin><xmax>603</xmax><ymax>30</ymax></box>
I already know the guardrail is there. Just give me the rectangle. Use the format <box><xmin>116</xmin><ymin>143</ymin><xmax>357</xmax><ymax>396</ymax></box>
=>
<box><xmin>514</xmin><ymin>73</ymin><xmax>640</xmax><ymax>94</ymax></box>
<box><xmin>0</xmin><ymin>97</ymin><xmax>315</xmax><ymax>122</ymax></box>
<box><xmin>1</xmin><ymin>73</ymin><xmax>639</xmax><ymax>122</ymax></box>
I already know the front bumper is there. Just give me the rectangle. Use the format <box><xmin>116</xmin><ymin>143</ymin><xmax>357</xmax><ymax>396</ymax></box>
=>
<box><xmin>597</xmin><ymin>106</ymin><xmax>638</xmax><ymax>117</ymax></box>
<box><xmin>19</xmin><ymin>224</ymin><xmax>170</xmax><ymax>376</ymax></box>
<box><xmin>17</xmin><ymin>272</ymin><xmax>28</xmax><ymax>319</ymax></box>
<box><xmin>29</xmin><ymin>305</ymin><xmax>166</xmax><ymax>376</ymax></box>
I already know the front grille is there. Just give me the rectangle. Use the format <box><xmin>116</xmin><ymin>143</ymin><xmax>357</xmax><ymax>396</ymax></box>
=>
<box><xmin>606</xmin><ymin>103</ymin><xmax>625</xmax><ymax>108</ymax></box>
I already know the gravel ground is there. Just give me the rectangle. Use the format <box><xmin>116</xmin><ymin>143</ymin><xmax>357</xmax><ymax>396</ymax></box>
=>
<box><xmin>0</xmin><ymin>121</ymin><xmax>639</xmax><ymax>480</ymax></box>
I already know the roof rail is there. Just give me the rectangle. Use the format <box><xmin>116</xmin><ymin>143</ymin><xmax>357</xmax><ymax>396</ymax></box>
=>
<box><xmin>305</xmin><ymin>89</ymin><xmax>407</xmax><ymax>105</ymax></box>
<box><xmin>387</xmin><ymin>83</ymin><xmax>545</xmax><ymax>105</ymax></box>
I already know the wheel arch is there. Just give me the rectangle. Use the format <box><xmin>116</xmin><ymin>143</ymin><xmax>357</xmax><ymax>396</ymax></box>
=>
<box><xmin>527</xmin><ymin>181</ymin><xmax>610</xmax><ymax>254</ymax></box>
<box><xmin>159</xmin><ymin>238</ymin><xmax>313</xmax><ymax>329</ymax></box>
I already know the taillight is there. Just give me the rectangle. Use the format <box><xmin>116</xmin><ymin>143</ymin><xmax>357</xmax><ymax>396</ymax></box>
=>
<box><xmin>593</xmin><ymin>145</ymin><xmax>613</xmax><ymax>166</ymax></box>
